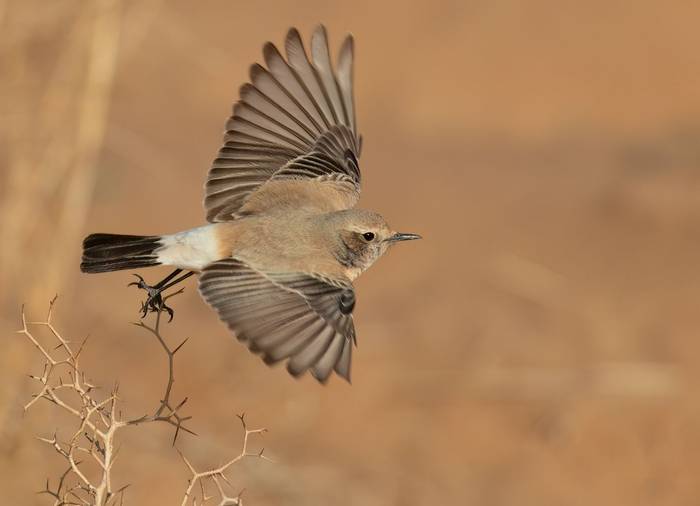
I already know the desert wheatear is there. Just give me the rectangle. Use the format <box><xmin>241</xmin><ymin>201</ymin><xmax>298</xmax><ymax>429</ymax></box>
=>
<box><xmin>81</xmin><ymin>26</ymin><xmax>420</xmax><ymax>383</ymax></box>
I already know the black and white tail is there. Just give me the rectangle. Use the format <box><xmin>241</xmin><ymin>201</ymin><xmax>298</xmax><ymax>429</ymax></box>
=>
<box><xmin>81</xmin><ymin>233</ymin><xmax>163</xmax><ymax>273</ymax></box>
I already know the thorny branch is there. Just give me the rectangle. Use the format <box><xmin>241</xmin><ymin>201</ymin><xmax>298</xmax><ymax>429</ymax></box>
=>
<box><xmin>18</xmin><ymin>295</ymin><xmax>270</xmax><ymax>505</ymax></box>
<box><xmin>178</xmin><ymin>413</ymin><xmax>272</xmax><ymax>506</ymax></box>
<box><xmin>129</xmin><ymin>288</ymin><xmax>194</xmax><ymax>444</ymax></box>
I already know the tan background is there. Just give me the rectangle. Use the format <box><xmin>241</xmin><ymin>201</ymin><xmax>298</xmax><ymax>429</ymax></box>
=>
<box><xmin>3</xmin><ymin>0</ymin><xmax>700</xmax><ymax>504</ymax></box>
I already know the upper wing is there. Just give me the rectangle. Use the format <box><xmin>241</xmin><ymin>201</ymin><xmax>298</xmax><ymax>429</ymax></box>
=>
<box><xmin>198</xmin><ymin>258</ymin><xmax>356</xmax><ymax>383</ymax></box>
<box><xmin>205</xmin><ymin>26</ymin><xmax>362</xmax><ymax>222</ymax></box>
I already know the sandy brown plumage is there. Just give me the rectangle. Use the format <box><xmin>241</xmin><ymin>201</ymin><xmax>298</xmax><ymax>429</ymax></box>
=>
<box><xmin>80</xmin><ymin>26</ymin><xmax>420</xmax><ymax>384</ymax></box>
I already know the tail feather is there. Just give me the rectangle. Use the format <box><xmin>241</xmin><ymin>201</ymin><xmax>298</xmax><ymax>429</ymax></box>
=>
<box><xmin>81</xmin><ymin>233</ymin><xmax>162</xmax><ymax>273</ymax></box>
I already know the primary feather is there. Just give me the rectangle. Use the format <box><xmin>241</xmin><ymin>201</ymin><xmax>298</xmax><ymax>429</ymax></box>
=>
<box><xmin>204</xmin><ymin>25</ymin><xmax>361</xmax><ymax>222</ymax></box>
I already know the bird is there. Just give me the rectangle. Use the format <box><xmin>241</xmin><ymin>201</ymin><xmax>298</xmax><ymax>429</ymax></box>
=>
<box><xmin>80</xmin><ymin>25</ymin><xmax>420</xmax><ymax>384</ymax></box>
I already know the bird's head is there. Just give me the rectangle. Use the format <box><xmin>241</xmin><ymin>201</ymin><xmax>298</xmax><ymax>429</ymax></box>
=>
<box><xmin>330</xmin><ymin>209</ymin><xmax>421</xmax><ymax>278</ymax></box>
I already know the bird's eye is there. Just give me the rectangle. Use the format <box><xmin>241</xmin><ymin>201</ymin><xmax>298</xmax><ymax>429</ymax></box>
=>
<box><xmin>362</xmin><ymin>232</ymin><xmax>375</xmax><ymax>241</ymax></box>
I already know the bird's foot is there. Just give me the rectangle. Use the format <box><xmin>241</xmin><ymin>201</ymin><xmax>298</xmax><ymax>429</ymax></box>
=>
<box><xmin>128</xmin><ymin>274</ymin><xmax>175</xmax><ymax>321</ymax></box>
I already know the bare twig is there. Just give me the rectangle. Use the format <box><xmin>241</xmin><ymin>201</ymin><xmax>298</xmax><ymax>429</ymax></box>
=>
<box><xmin>128</xmin><ymin>289</ymin><xmax>194</xmax><ymax>444</ymax></box>
<box><xmin>18</xmin><ymin>296</ymin><xmax>270</xmax><ymax>505</ymax></box>
<box><xmin>19</xmin><ymin>297</ymin><xmax>122</xmax><ymax>504</ymax></box>
<box><xmin>178</xmin><ymin>413</ymin><xmax>271</xmax><ymax>506</ymax></box>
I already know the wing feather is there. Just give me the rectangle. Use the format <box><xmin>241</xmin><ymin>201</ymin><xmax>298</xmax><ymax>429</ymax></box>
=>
<box><xmin>263</xmin><ymin>42</ymin><xmax>326</xmax><ymax>135</ymax></box>
<box><xmin>336</xmin><ymin>35</ymin><xmax>356</xmax><ymax>136</ymax></box>
<box><xmin>310</xmin><ymin>26</ymin><xmax>346</xmax><ymax>126</ymax></box>
<box><xmin>198</xmin><ymin>258</ymin><xmax>356</xmax><ymax>383</ymax></box>
<box><xmin>311</xmin><ymin>331</ymin><xmax>346</xmax><ymax>382</ymax></box>
<box><xmin>288</xmin><ymin>325</ymin><xmax>336</xmax><ymax>377</ymax></box>
<box><xmin>334</xmin><ymin>337</ymin><xmax>352</xmax><ymax>381</ymax></box>
<box><xmin>285</xmin><ymin>28</ymin><xmax>335</xmax><ymax>129</ymax></box>
<box><xmin>204</xmin><ymin>26</ymin><xmax>361</xmax><ymax>222</ymax></box>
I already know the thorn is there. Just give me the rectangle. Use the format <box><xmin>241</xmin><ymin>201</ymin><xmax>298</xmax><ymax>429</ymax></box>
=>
<box><xmin>75</xmin><ymin>335</ymin><xmax>90</xmax><ymax>359</ymax></box>
<box><xmin>172</xmin><ymin>423</ymin><xmax>182</xmax><ymax>446</ymax></box>
<box><xmin>173</xmin><ymin>337</ymin><xmax>189</xmax><ymax>354</ymax></box>
<box><xmin>174</xmin><ymin>396</ymin><xmax>189</xmax><ymax>411</ymax></box>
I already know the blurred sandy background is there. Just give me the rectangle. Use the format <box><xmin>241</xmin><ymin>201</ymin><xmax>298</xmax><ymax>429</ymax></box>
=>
<box><xmin>3</xmin><ymin>0</ymin><xmax>700</xmax><ymax>504</ymax></box>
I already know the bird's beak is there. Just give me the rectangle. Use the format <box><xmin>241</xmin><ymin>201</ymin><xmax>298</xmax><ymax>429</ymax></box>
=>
<box><xmin>387</xmin><ymin>232</ymin><xmax>422</xmax><ymax>243</ymax></box>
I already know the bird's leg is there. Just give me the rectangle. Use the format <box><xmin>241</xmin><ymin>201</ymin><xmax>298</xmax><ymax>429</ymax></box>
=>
<box><xmin>157</xmin><ymin>270</ymin><xmax>195</xmax><ymax>291</ymax></box>
<box><xmin>128</xmin><ymin>269</ymin><xmax>195</xmax><ymax>321</ymax></box>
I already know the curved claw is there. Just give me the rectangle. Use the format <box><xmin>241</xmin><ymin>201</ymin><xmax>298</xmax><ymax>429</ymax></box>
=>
<box><xmin>128</xmin><ymin>273</ymin><xmax>146</xmax><ymax>287</ymax></box>
<box><xmin>139</xmin><ymin>301</ymin><xmax>149</xmax><ymax>319</ymax></box>
<box><xmin>129</xmin><ymin>272</ymin><xmax>179</xmax><ymax>322</ymax></box>
<box><xmin>162</xmin><ymin>304</ymin><xmax>174</xmax><ymax>322</ymax></box>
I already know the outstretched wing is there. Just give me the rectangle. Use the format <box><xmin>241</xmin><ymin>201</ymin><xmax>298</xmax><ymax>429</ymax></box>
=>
<box><xmin>205</xmin><ymin>26</ymin><xmax>362</xmax><ymax>222</ymax></box>
<box><xmin>198</xmin><ymin>258</ymin><xmax>356</xmax><ymax>383</ymax></box>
